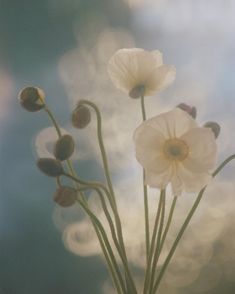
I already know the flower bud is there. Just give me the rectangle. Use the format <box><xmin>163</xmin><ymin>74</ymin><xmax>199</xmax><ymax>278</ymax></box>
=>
<box><xmin>72</xmin><ymin>105</ymin><xmax>91</xmax><ymax>129</ymax></box>
<box><xmin>177</xmin><ymin>103</ymin><xmax>197</xmax><ymax>119</ymax></box>
<box><xmin>204</xmin><ymin>121</ymin><xmax>220</xmax><ymax>138</ymax></box>
<box><xmin>19</xmin><ymin>86</ymin><xmax>45</xmax><ymax>112</ymax></box>
<box><xmin>54</xmin><ymin>134</ymin><xmax>75</xmax><ymax>161</ymax></box>
<box><xmin>54</xmin><ymin>186</ymin><xmax>77</xmax><ymax>207</ymax></box>
<box><xmin>37</xmin><ymin>158</ymin><xmax>64</xmax><ymax>177</ymax></box>
<box><xmin>129</xmin><ymin>85</ymin><xmax>145</xmax><ymax>99</ymax></box>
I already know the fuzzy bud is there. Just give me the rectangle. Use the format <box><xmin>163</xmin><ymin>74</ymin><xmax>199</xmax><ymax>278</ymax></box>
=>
<box><xmin>177</xmin><ymin>103</ymin><xmax>197</xmax><ymax>119</ymax></box>
<box><xmin>54</xmin><ymin>186</ymin><xmax>77</xmax><ymax>207</ymax></box>
<box><xmin>129</xmin><ymin>85</ymin><xmax>145</xmax><ymax>99</ymax></box>
<box><xmin>19</xmin><ymin>86</ymin><xmax>45</xmax><ymax>112</ymax></box>
<box><xmin>72</xmin><ymin>105</ymin><xmax>91</xmax><ymax>129</ymax></box>
<box><xmin>54</xmin><ymin>134</ymin><xmax>75</xmax><ymax>161</ymax></box>
<box><xmin>204</xmin><ymin>121</ymin><xmax>220</xmax><ymax>138</ymax></box>
<box><xmin>37</xmin><ymin>158</ymin><xmax>64</xmax><ymax>177</ymax></box>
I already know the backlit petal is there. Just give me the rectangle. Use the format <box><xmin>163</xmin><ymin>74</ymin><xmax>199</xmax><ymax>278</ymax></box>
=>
<box><xmin>181</xmin><ymin>127</ymin><xmax>217</xmax><ymax>172</ymax></box>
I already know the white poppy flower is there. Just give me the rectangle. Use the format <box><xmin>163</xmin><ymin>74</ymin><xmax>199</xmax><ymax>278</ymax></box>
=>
<box><xmin>134</xmin><ymin>108</ymin><xmax>217</xmax><ymax>196</ymax></box>
<box><xmin>107</xmin><ymin>48</ymin><xmax>176</xmax><ymax>98</ymax></box>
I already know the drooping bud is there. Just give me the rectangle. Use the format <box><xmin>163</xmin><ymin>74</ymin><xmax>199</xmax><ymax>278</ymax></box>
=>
<box><xmin>54</xmin><ymin>186</ymin><xmax>77</xmax><ymax>207</ymax></box>
<box><xmin>37</xmin><ymin>158</ymin><xmax>64</xmax><ymax>177</ymax></box>
<box><xmin>129</xmin><ymin>85</ymin><xmax>145</xmax><ymax>99</ymax></box>
<box><xmin>54</xmin><ymin>134</ymin><xmax>75</xmax><ymax>161</ymax></box>
<box><xmin>177</xmin><ymin>103</ymin><xmax>197</xmax><ymax>119</ymax></box>
<box><xmin>19</xmin><ymin>86</ymin><xmax>45</xmax><ymax>112</ymax></box>
<box><xmin>71</xmin><ymin>104</ymin><xmax>91</xmax><ymax>129</ymax></box>
<box><xmin>204</xmin><ymin>121</ymin><xmax>220</xmax><ymax>138</ymax></box>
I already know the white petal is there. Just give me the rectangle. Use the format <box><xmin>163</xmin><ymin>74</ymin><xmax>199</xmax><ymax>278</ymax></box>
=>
<box><xmin>177</xmin><ymin>164</ymin><xmax>212</xmax><ymax>193</ymax></box>
<box><xmin>143</xmin><ymin>108</ymin><xmax>198</xmax><ymax>139</ymax></box>
<box><xmin>134</xmin><ymin>125</ymin><xmax>170</xmax><ymax>173</ymax></box>
<box><xmin>151</xmin><ymin>50</ymin><xmax>163</xmax><ymax>66</ymax></box>
<box><xmin>181</xmin><ymin>127</ymin><xmax>217</xmax><ymax>172</ymax></box>
<box><xmin>171</xmin><ymin>173</ymin><xmax>183</xmax><ymax>196</ymax></box>
<box><xmin>107</xmin><ymin>48</ymin><xmax>169</xmax><ymax>95</ymax></box>
<box><xmin>145</xmin><ymin>65</ymin><xmax>176</xmax><ymax>96</ymax></box>
<box><xmin>145</xmin><ymin>168</ymin><xmax>172</xmax><ymax>189</ymax></box>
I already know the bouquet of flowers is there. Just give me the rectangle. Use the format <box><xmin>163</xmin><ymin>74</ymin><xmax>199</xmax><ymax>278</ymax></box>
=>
<box><xmin>18</xmin><ymin>48</ymin><xmax>232</xmax><ymax>294</ymax></box>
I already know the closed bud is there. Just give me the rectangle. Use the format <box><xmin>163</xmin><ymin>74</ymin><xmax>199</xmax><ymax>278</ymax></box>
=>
<box><xmin>37</xmin><ymin>158</ymin><xmax>64</xmax><ymax>177</ymax></box>
<box><xmin>177</xmin><ymin>103</ymin><xmax>197</xmax><ymax>119</ymax></box>
<box><xmin>72</xmin><ymin>104</ymin><xmax>91</xmax><ymax>129</ymax></box>
<box><xmin>204</xmin><ymin>121</ymin><xmax>220</xmax><ymax>138</ymax></box>
<box><xmin>54</xmin><ymin>134</ymin><xmax>75</xmax><ymax>161</ymax></box>
<box><xmin>19</xmin><ymin>86</ymin><xmax>45</xmax><ymax>112</ymax></box>
<box><xmin>129</xmin><ymin>85</ymin><xmax>145</xmax><ymax>99</ymax></box>
<box><xmin>54</xmin><ymin>186</ymin><xmax>77</xmax><ymax>207</ymax></box>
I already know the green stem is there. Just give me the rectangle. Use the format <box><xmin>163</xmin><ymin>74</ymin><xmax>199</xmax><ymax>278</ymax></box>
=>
<box><xmin>78</xmin><ymin>100</ymin><xmax>137</xmax><ymax>293</ymax></box>
<box><xmin>152</xmin><ymin>153</ymin><xmax>235</xmax><ymax>293</ymax></box>
<box><xmin>140</xmin><ymin>95</ymin><xmax>150</xmax><ymax>263</ymax></box>
<box><xmin>76</xmin><ymin>198</ymin><xmax>126</xmax><ymax>294</ymax></box>
<box><xmin>159</xmin><ymin>196</ymin><xmax>177</xmax><ymax>252</ymax></box>
<box><xmin>143</xmin><ymin>190</ymin><xmax>164</xmax><ymax>294</ymax></box>
<box><xmin>149</xmin><ymin>190</ymin><xmax>166</xmax><ymax>294</ymax></box>
<box><xmin>63</xmin><ymin>172</ymin><xmax>137</xmax><ymax>293</ymax></box>
<box><xmin>43</xmin><ymin>106</ymin><xmax>125</xmax><ymax>293</ymax></box>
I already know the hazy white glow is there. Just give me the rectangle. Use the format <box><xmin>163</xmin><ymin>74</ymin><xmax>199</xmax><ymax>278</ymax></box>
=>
<box><xmin>0</xmin><ymin>69</ymin><xmax>14</xmax><ymax>122</ymax></box>
<box><xmin>53</xmin><ymin>5</ymin><xmax>235</xmax><ymax>290</ymax></box>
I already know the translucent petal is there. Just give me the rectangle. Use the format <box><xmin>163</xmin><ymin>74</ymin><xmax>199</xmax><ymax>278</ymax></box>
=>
<box><xmin>145</xmin><ymin>65</ymin><xmax>176</xmax><ymax>96</ymax></box>
<box><xmin>177</xmin><ymin>164</ymin><xmax>212</xmax><ymax>193</ymax></box>
<box><xmin>181</xmin><ymin>127</ymin><xmax>217</xmax><ymax>172</ymax></box>
<box><xmin>107</xmin><ymin>48</ymin><xmax>174</xmax><ymax>96</ymax></box>
<box><xmin>134</xmin><ymin>124</ymin><xmax>171</xmax><ymax>173</ymax></box>
<box><xmin>143</xmin><ymin>108</ymin><xmax>198</xmax><ymax>139</ymax></box>
<box><xmin>151</xmin><ymin>50</ymin><xmax>163</xmax><ymax>66</ymax></box>
<box><xmin>145</xmin><ymin>167</ymin><xmax>172</xmax><ymax>189</ymax></box>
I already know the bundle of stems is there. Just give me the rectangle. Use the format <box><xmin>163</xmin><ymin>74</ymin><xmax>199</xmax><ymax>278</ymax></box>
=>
<box><xmin>22</xmin><ymin>89</ymin><xmax>234</xmax><ymax>294</ymax></box>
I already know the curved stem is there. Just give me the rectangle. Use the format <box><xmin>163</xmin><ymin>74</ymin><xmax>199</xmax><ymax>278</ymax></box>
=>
<box><xmin>140</xmin><ymin>95</ymin><xmax>150</xmax><ymax>262</ymax></box>
<box><xmin>78</xmin><ymin>100</ymin><xmax>137</xmax><ymax>293</ymax></box>
<box><xmin>43</xmin><ymin>106</ymin><xmax>125</xmax><ymax>293</ymax></box>
<box><xmin>63</xmin><ymin>172</ymin><xmax>137</xmax><ymax>293</ymax></box>
<box><xmin>76</xmin><ymin>198</ymin><xmax>126</xmax><ymax>294</ymax></box>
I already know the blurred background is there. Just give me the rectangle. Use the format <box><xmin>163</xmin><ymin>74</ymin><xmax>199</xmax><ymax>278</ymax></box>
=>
<box><xmin>1</xmin><ymin>0</ymin><xmax>235</xmax><ymax>293</ymax></box>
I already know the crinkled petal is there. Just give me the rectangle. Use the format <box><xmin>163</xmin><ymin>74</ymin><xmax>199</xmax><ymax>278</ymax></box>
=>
<box><xmin>142</xmin><ymin>108</ymin><xmax>198</xmax><ymax>139</ymax></box>
<box><xmin>171</xmin><ymin>173</ymin><xmax>183</xmax><ymax>196</ymax></box>
<box><xmin>181</xmin><ymin>127</ymin><xmax>217</xmax><ymax>172</ymax></box>
<box><xmin>177</xmin><ymin>164</ymin><xmax>212</xmax><ymax>193</ymax></box>
<box><xmin>145</xmin><ymin>167</ymin><xmax>172</xmax><ymax>189</ymax></box>
<box><xmin>145</xmin><ymin>65</ymin><xmax>176</xmax><ymax>96</ymax></box>
<box><xmin>151</xmin><ymin>50</ymin><xmax>163</xmax><ymax>67</ymax></box>
<box><xmin>107</xmin><ymin>48</ymin><xmax>172</xmax><ymax>96</ymax></box>
<box><xmin>134</xmin><ymin>125</ymin><xmax>170</xmax><ymax>173</ymax></box>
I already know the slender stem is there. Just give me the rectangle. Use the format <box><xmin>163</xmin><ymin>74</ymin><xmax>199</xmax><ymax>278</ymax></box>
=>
<box><xmin>44</xmin><ymin>107</ymin><xmax>62</xmax><ymax>137</ymax></box>
<box><xmin>140</xmin><ymin>95</ymin><xmax>150</xmax><ymax>263</ymax></box>
<box><xmin>159</xmin><ymin>196</ymin><xmax>177</xmax><ymax>252</ymax></box>
<box><xmin>43</xmin><ymin>106</ymin><xmax>126</xmax><ymax>293</ymax></box>
<box><xmin>76</xmin><ymin>198</ymin><xmax>126</xmax><ymax>294</ymax></box>
<box><xmin>79</xmin><ymin>100</ymin><xmax>116</xmax><ymax>206</ymax></box>
<box><xmin>149</xmin><ymin>190</ymin><xmax>166</xmax><ymax>294</ymax></box>
<box><xmin>152</xmin><ymin>153</ymin><xmax>235</xmax><ymax>293</ymax></box>
<box><xmin>212</xmin><ymin>154</ymin><xmax>235</xmax><ymax>177</ymax></box>
<box><xmin>143</xmin><ymin>190</ymin><xmax>164</xmax><ymax>294</ymax></box>
<box><xmin>78</xmin><ymin>100</ymin><xmax>137</xmax><ymax>293</ymax></box>
<box><xmin>63</xmin><ymin>172</ymin><xmax>137</xmax><ymax>293</ymax></box>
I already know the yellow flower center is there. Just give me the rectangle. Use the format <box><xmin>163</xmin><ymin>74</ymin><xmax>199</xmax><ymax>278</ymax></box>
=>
<box><xmin>163</xmin><ymin>138</ymin><xmax>189</xmax><ymax>161</ymax></box>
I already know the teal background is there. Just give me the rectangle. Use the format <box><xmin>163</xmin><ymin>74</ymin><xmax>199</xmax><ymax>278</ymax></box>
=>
<box><xmin>1</xmin><ymin>0</ymin><xmax>235</xmax><ymax>293</ymax></box>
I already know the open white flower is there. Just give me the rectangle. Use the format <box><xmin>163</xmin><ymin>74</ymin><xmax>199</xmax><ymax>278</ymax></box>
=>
<box><xmin>134</xmin><ymin>108</ymin><xmax>217</xmax><ymax>196</ymax></box>
<box><xmin>107</xmin><ymin>48</ymin><xmax>176</xmax><ymax>98</ymax></box>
